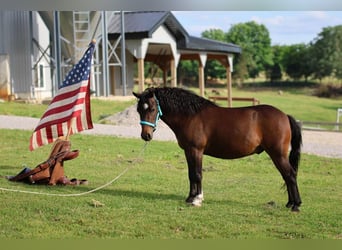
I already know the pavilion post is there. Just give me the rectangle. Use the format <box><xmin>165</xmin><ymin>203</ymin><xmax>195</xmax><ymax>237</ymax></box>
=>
<box><xmin>170</xmin><ymin>58</ymin><xmax>177</xmax><ymax>87</ymax></box>
<box><xmin>199</xmin><ymin>62</ymin><xmax>205</xmax><ymax>97</ymax></box>
<box><xmin>227</xmin><ymin>65</ymin><xmax>232</xmax><ymax>107</ymax></box>
<box><xmin>137</xmin><ymin>58</ymin><xmax>145</xmax><ymax>92</ymax></box>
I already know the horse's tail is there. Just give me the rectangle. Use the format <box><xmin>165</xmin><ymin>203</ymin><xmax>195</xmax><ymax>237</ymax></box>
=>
<box><xmin>287</xmin><ymin>115</ymin><xmax>302</xmax><ymax>175</ymax></box>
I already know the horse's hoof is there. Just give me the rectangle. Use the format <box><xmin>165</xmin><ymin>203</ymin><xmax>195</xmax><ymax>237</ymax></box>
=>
<box><xmin>192</xmin><ymin>194</ymin><xmax>203</xmax><ymax>207</ymax></box>
<box><xmin>291</xmin><ymin>206</ymin><xmax>300</xmax><ymax>212</ymax></box>
<box><xmin>185</xmin><ymin>201</ymin><xmax>201</xmax><ymax>207</ymax></box>
<box><xmin>185</xmin><ymin>195</ymin><xmax>203</xmax><ymax>207</ymax></box>
<box><xmin>286</xmin><ymin>201</ymin><xmax>294</xmax><ymax>208</ymax></box>
<box><xmin>185</xmin><ymin>197</ymin><xmax>194</xmax><ymax>204</ymax></box>
<box><xmin>191</xmin><ymin>198</ymin><xmax>202</xmax><ymax>207</ymax></box>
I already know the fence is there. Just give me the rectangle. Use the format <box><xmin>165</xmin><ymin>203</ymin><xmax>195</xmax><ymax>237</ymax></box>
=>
<box><xmin>300</xmin><ymin>121</ymin><xmax>342</xmax><ymax>132</ymax></box>
<box><xmin>208</xmin><ymin>96</ymin><xmax>260</xmax><ymax>106</ymax></box>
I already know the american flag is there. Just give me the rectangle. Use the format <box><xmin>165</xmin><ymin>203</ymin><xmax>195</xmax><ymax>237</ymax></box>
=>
<box><xmin>29</xmin><ymin>41</ymin><xmax>95</xmax><ymax>151</ymax></box>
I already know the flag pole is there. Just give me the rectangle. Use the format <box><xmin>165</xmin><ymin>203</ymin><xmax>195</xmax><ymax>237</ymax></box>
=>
<box><xmin>66</xmin><ymin>116</ymin><xmax>76</xmax><ymax>141</ymax></box>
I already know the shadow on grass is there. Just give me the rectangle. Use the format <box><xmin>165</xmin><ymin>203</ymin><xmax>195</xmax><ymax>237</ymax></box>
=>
<box><xmin>1</xmin><ymin>165</ymin><xmax>273</xmax><ymax>210</ymax></box>
<box><xmin>74</xmin><ymin>185</ymin><xmax>250</xmax><ymax>208</ymax></box>
<box><xmin>92</xmin><ymin>187</ymin><xmax>185</xmax><ymax>202</ymax></box>
<box><xmin>0</xmin><ymin>165</ymin><xmax>17</xmax><ymax>171</ymax></box>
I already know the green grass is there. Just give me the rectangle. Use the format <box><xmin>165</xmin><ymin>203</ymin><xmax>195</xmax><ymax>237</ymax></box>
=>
<box><xmin>187</xmin><ymin>86</ymin><xmax>342</xmax><ymax>123</ymax></box>
<box><xmin>0</xmin><ymin>129</ymin><xmax>341</xmax><ymax>239</ymax></box>
<box><xmin>231</xmin><ymin>88</ymin><xmax>342</xmax><ymax>122</ymax></box>
<box><xmin>0</xmin><ymin>98</ymin><xmax>136</xmax><ymax>123</ymax></box>
<box><xmin>0</xmin><ymin>87</ymin><xmax>341</xmax><ymax>239</ymax></box>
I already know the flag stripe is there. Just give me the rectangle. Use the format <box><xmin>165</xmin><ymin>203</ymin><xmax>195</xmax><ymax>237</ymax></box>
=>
<box><xmin>37</xmin><ymin>82</ymin><xmax>88</xmax><ymax>123</ymax></box>
<box><xmin>46</xmin><ymin>84</ymin><xmax>88</xmax><ymax>107</ymax></box>
<box><xmin>36</xmin><ymin>129</ymin><xmax>42</xmax><ymax>149</ymax></box>
<box><xmin>57</xmin><ymin>123</ymin><xmax>64</xmax><ymax>137</ymax></box>
<box><xmin>84</xmin><ymin>79</ymin><xmax>93</xmax><ymax>129</ymax></box>
<box><xmin>35</xmin><ymin>98</ymin><xmax>86</xmax><ymax>127</ymax></box>
<box><xmin>51</xmin><ymin>124</ymin><xmax>58</xmax><ymax>142</ymax></box>
<box><xmin>43</xmin><ymin>97</ymin><xmax>86</xmax><ymax>119</ymax></box>
<box><xmin>40</xmin><ymin>86</ymin><xmax>88</xmax><ymax>116</ymax></box>
<box><xmin>34</xmin><ymin>105</ymin><xmax>84</xmax><ymax>131</ymax></box>
<box><xmin>45</xmin><ymin>126</ymin><xmax>53</xmax><ymax>144</ymax></box>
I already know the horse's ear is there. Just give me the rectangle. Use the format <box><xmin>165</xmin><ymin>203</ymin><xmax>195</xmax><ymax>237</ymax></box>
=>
<box><xmin>146</xmin><ymin>88</ymin><xmax>155</xmax><ymax>98</ymax></box>
<box><xmin>132</xmin><ymin>92</ymin><xmax>141</xmax><ymax>99</ymax></box>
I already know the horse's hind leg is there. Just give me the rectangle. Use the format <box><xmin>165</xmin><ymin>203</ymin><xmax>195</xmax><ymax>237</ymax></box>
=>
<box><xmin>270</xmin><ymin>155</ymin><xmax>302</xmax><ymax>212</ymax></box>
<box><xmin>285</xmin><ymin>174</ymin><xmax>301</xmax><ymax>212</ymax></box>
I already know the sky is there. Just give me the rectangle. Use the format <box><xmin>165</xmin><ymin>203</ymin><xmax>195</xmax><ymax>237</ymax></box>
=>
<box><xmin>172</xmin><ymin>11</ymin><xmax>342</xmax><ymax>45</ymax></box>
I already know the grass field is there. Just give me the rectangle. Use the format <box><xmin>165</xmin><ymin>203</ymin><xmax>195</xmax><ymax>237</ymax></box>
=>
<box><xmin>0</xmin><ymin>129</ymin><xmax>341</xmax><ymax>239</ymax></box>
<box><xmin>201</xmin><ymin>86</ymin><xmax>342</xmax><ymax>123</ymax></box>
<box><xmin>0</xmin><ymin>86</ymin><xmax>341</xmax><ymax>239</ymax></box>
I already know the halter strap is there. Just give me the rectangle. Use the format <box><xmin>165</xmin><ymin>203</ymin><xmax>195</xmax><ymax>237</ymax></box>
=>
<box><xmin>140</xmin><ymin>94</ymin><xmax>163</xmax><ymax>131</ymax></box>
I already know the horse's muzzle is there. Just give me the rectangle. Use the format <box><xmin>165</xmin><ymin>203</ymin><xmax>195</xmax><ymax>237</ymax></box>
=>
<box><xmin>141</xmin><ymin>126</ymin><xmax>153</xmax><ymax>141</ymax></box>
<box><xmin>141</xmin><ymin>132</ymin><xmax>153</xmax><ymax>141</ymax></box>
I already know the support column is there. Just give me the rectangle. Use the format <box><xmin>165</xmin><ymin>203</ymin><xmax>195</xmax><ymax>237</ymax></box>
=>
<box><xmin>199</xmin><ymin>62</ymin><xmax>205</xmax><ymax>97</ymax></box>
<box><xmin>226</xmin><ymin>65</ymin><xmax>232</xmax><ymax>107</ymax></box>
<box><xmin>101</xmin><ymin>11</ymin><xmax>109</xmax><ymax>96</ymax></box>
<box><xmin>137</xmin><ymin>58</ymin><xmax>145</xmax><ymax>92</ymax></box>
<box><xmin>120</xmin><ymin>11</ymin><xmax>127</xmax><ymax>96</ymax></box>
<box><xmin>53</xmin><ymin>11</ymin><xmax>61</xmax><ymax>95</ymax></box>
<box><xmin>110</xmin><ymin>66</ymin><xmax>115</xmax><ymax>95</ymax></box>
<box><xmin>170</xmin><ymin>58</ymin><xmax>177</xmax><ymax>87</ymax></box>
<box><xmin>198</xmin><ymin>53</ymin><xmax>207</xmax><ymax>97</ymax></box>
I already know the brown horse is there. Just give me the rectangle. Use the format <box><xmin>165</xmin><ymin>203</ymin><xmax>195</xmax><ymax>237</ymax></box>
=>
<box><xmin>133</xmin><ymin>87</ymin><xmax>302</xmax><ymax>212</ymax></box>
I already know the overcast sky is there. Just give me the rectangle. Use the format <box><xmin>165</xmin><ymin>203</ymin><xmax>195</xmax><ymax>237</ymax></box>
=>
<box><xmin>172</xmin><ymin>11</ymin><xmax>342</xmax><ymax>45</ymax></box>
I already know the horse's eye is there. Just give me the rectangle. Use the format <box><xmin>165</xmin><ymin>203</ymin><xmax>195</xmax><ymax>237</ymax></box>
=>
<box><xmin>143</xmin><ymin>103</ymin><xmax>149</xmax><ymax>110</ymax></box>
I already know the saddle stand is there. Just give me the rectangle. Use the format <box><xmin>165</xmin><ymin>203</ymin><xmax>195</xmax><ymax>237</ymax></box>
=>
<box><xmin>9</xmin><ymin>138</ymin><xmax>80</xmax><ymax>185</ymax></box>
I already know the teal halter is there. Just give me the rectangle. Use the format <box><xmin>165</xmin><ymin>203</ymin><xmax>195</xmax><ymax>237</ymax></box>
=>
<box><xmin>140</xmin><ymin>94</ymin><xmax>163</xmax><ymax>131</ymax></box>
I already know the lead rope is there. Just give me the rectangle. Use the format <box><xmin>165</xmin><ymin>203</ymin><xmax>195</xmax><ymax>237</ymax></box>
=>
<box><xmin>0</xmin><ymin>142</ymin><xmax>149</xmax><ymax>197</ymax></box>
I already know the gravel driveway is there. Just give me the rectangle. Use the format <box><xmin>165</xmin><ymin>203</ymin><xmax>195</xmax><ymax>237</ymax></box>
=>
<box><xmin>0</xmin><ymin>114</ymin><xmax>341</xmax><ymax>159</ymax></box>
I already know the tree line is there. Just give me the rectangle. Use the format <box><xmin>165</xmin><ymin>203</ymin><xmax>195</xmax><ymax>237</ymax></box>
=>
<box><xmin>179</xmin><ymin>21</ymin><xmax>342</xmax><ymax>85</ymax></box>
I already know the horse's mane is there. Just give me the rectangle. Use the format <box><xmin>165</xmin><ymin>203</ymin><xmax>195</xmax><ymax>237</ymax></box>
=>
<box><xmin>148</xmin><ymin>87</ymin><xmax>217</xmax><ymax>116</ymax></box>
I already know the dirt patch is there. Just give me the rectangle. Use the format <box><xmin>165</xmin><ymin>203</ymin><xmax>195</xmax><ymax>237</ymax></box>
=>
<box><xmin>100</xmin><ymin>104</ymin><xmax>140</xmax><ymax>126</ymax></box>
<box><xmin>100</xmin><ymin>104</ymin><xmax>171</xmax><ymax>130</ymax></box>
<box><xmin>302</xmin><ymin>130</ymin><xmax>342</xmax><ymax>158</ymax></box>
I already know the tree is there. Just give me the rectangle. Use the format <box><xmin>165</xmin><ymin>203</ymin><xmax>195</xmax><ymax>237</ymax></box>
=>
<box><xmin>265</xmin><ymin>45</ymin><xmax>287</xmax><ymax>82</ymax></box>
<box><xmin>232</xmin><ymin>52</ymin><xmax>248</xmax><ymax>85</ymax></box>
<box><xmin>311</xmin><ymin>25</ymin><xmax>342</xmax><ymax>81</ymax></box>
<box><xmin>201</xmin><ymin>28</ymin><xmax>226</xmax><ymax>42</ymax></box>
<box><xmin>226</xmin><ymin>21</ymin><xmax>273</xmax><ymax>80</ymax></box>
<box><xmin>282</xmin><ymin>44</ymin><xmax>313</xmax><ymax>81</ymax></box>
<box><xmin>204</xmin><ymin>59</ymin><xmax>226</xmax><ymax>80</ymax></box>
<box><xmin>201</xmin><ymin>29</ymin><xmax>227</xmax><ymax>80</ymax></box>
<box><xmin>266</xmin><ymin>63</ymin><xmax>282</xmax><ymax>82</ymax></box>
<box><xmin>177</xmin><ymin>60</ymin><xmax>199</xmax><ymax>85</ymax></box>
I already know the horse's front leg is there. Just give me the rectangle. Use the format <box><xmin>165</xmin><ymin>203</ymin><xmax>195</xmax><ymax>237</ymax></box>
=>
<box><xmin>184</xmin><ymin>148</ymin><xmax>204</xmax><ymax>207</ymax></box>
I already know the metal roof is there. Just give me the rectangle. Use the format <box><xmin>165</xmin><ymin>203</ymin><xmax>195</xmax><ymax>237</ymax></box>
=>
<box><xmin>108</xmin><ymin>11</ymin><xmax>241</xmax><ymax>54</ymax></box>
<box><xmin>109</xmin><ymin>11</ymin><xmax>170</xmax><ymax>37</ymax></box>
<box><xmin>184</xmin><ymin>36</ymin><xmax>242</xmax><ymax>54</ymax></box>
